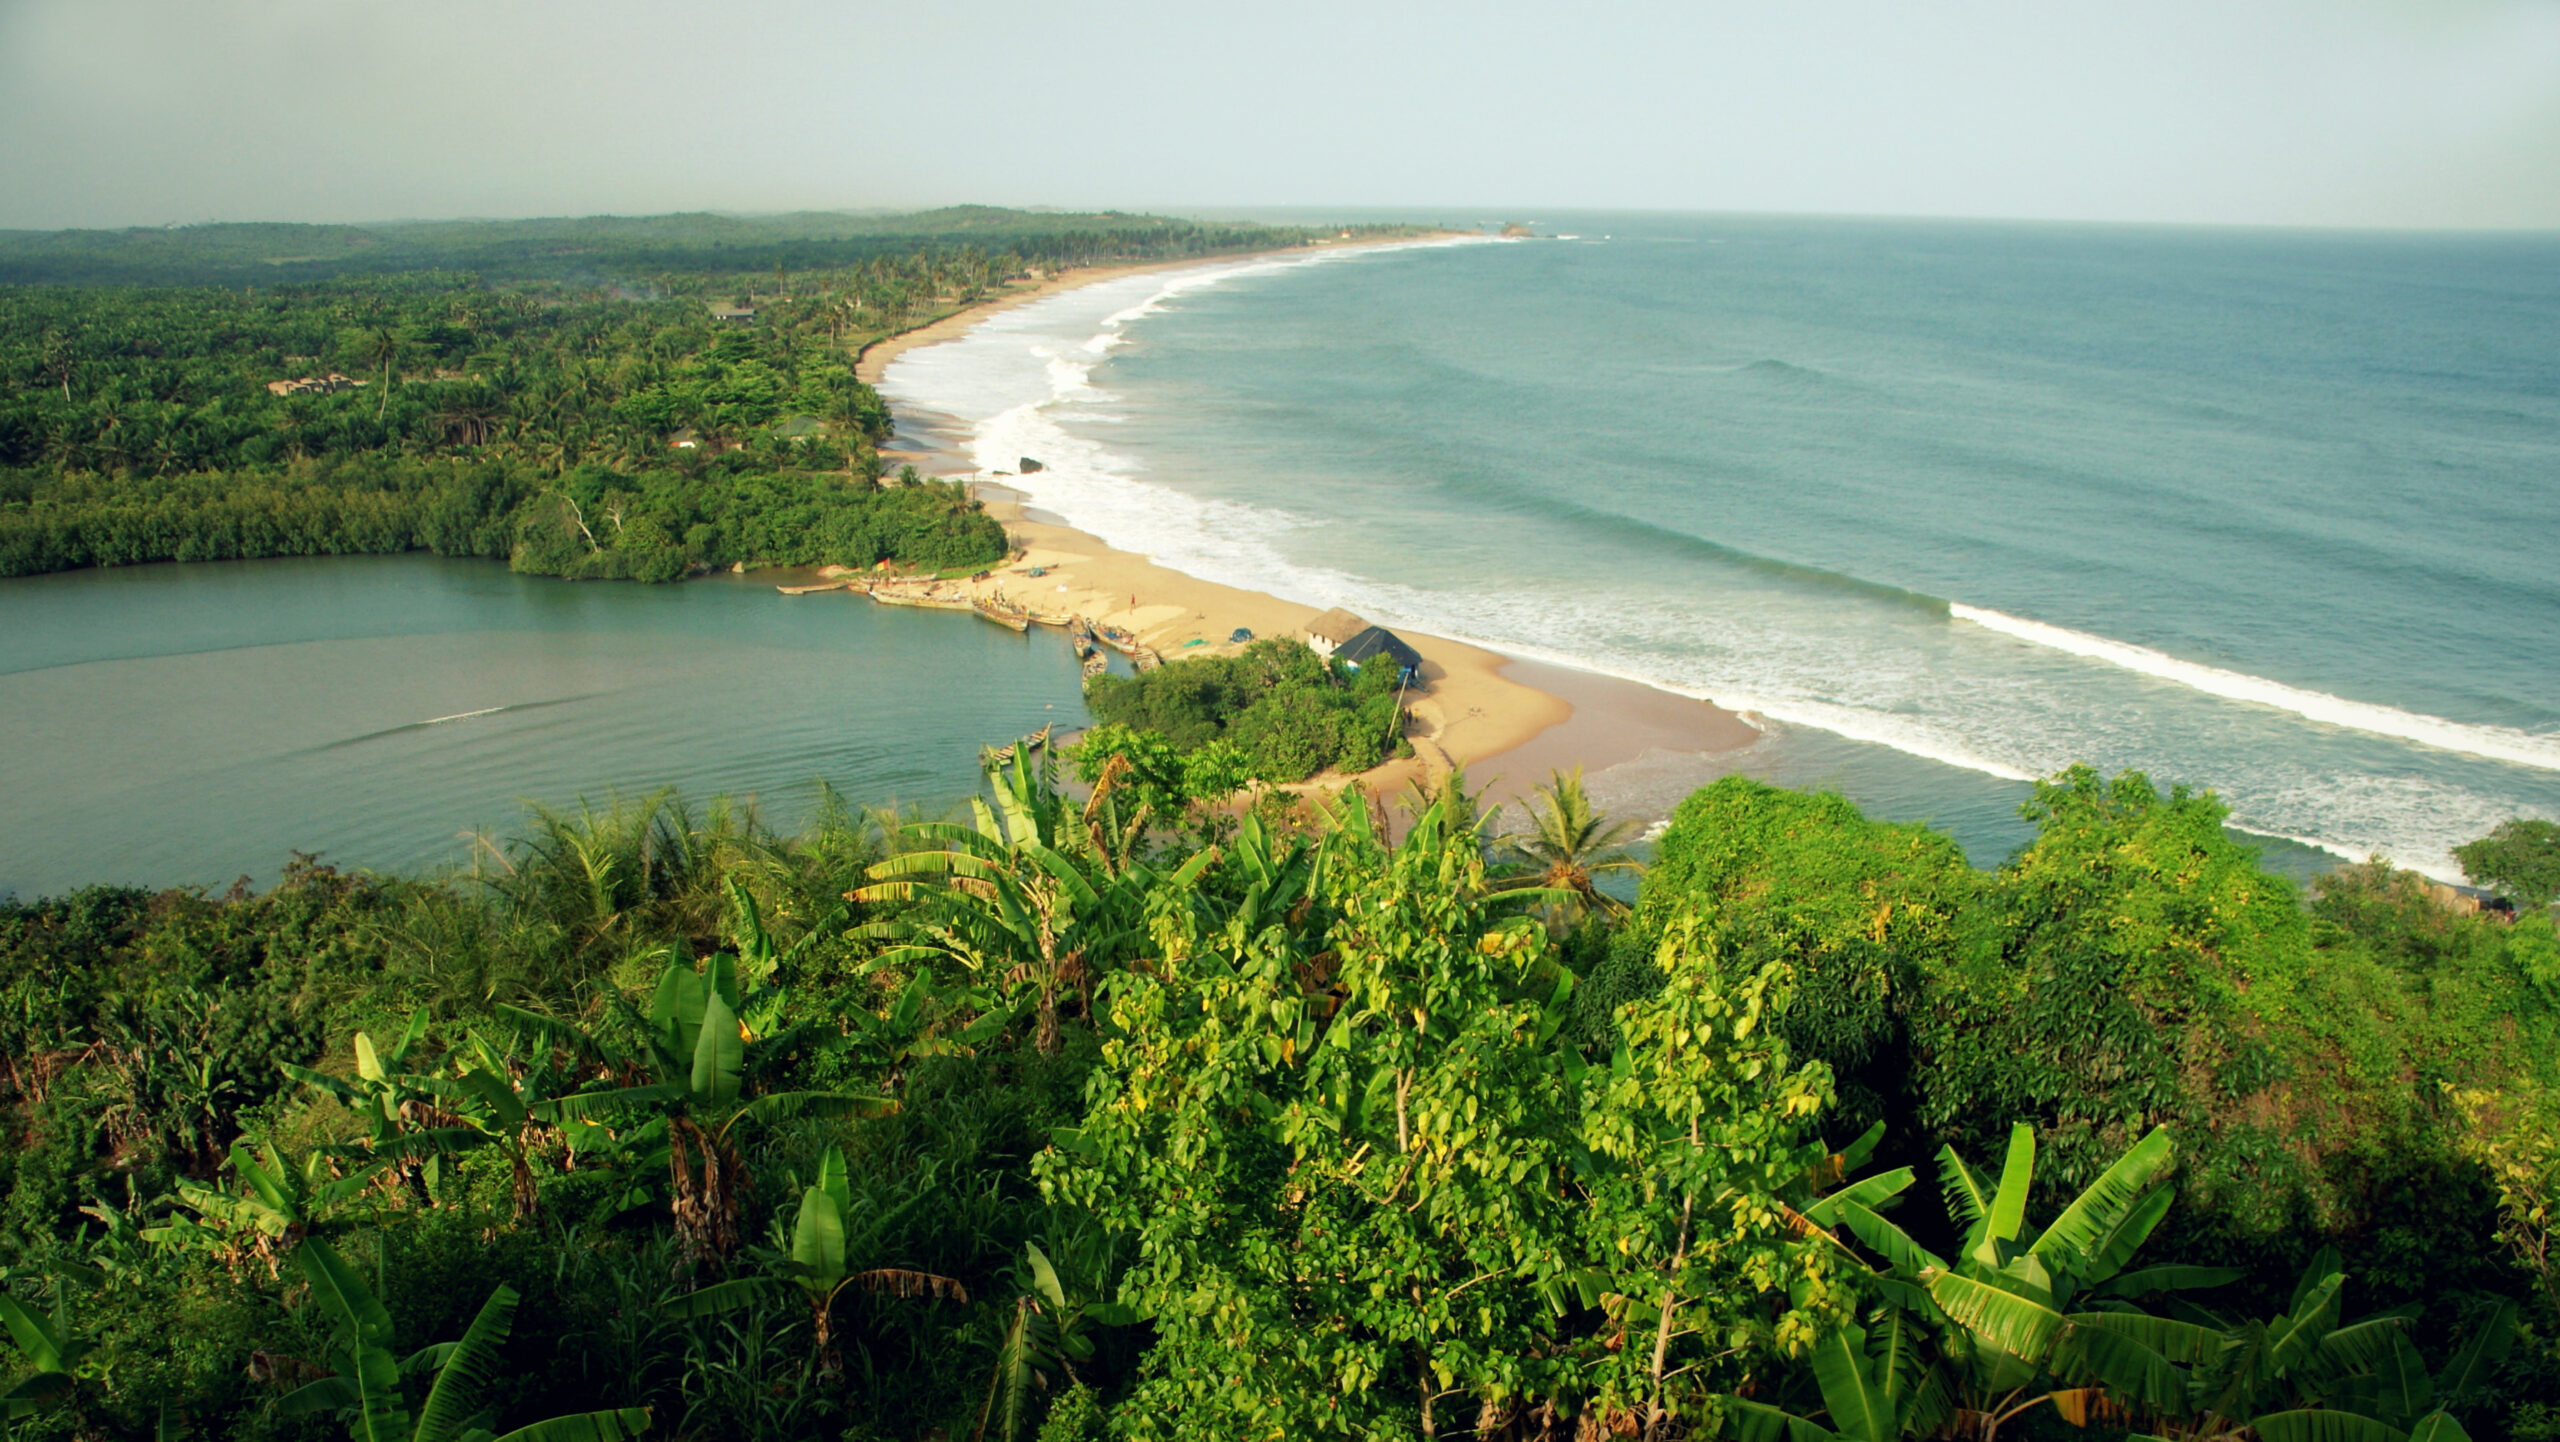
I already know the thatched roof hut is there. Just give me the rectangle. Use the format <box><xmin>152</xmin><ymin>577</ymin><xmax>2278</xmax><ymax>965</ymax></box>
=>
<box><xmin>1305</xmin><ymin>607</ymin><xmax>1369</xmax><ymax>656</ymax></box>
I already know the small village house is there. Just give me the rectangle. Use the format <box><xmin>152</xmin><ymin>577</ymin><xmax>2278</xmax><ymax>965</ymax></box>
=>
<box><xmin>1304</xmin><ymin>607</ymin><xmax>1368</xmax><ymax>658</ymax></box>
<box><xmin>1332</xmin><ymin>625</ymin><xmax>1424</xmax><ymax>686</ymax></box>
<box><xmin>264</xmin><ymin>373</ymin><xmax>368</xmax><ymax>397</ymax></box>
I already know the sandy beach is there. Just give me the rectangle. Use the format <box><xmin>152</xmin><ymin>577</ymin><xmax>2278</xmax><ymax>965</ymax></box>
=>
<box><xmin>838</xmin><ymin>239</ymin><xmax>1765</xmax><ymax>803</ymax></box>
<box><xmin>853</xmin><ymin>235</ymin><xmax>1450</xmax><ymax>389</ymax></box>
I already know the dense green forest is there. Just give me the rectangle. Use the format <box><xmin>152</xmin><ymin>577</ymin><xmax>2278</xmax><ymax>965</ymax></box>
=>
<box><xmin>3</xmin><ymin>755</ymin><xmax>2554</xmax><ymax>1441</ymax></box>
<box><xmin>0</xmin><ymin>209</ymin><xmax>1379</xmax><ymax>581</ymax></box>
<box><xmin>0</xmin><ymin>209</ymin><xmax>1345</xmax><ymax>287</ymax></box>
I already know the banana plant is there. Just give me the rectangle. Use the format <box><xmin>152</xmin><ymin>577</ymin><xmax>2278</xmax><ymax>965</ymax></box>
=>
<box><xmin>1801</xmin><ymin>1123</ymin><xmax>2234</xmax><ymax>1436</ymax></box>
<box><xmin>75</xmin><ymin>1177</ymin><xmax>154</xmax><ymax>1286</ymax></box>
<box><xmin>855</xmin><ymin>741</ymin><xmax>1210</xmax><ymax>1055</ymax></box>
<box><xmin>719</xmin><ymin>876</ymin><xmax>843</xmax><ymax>1041</ymax></box>
<box><xmin>840</xmin><ymin>964</ymin><xmax>1019</xmax><ymax>1078</ymax></box>
<box><xmin>283</xmin><ymin>1010</ymin><xmax>491</xmax><ymax>1201</ymax></box>
<box><xmin>977</xmin><ymin>1240</ymin><xmax>1137</xmax><ymax>1442</ymax></box>
<box><xmin>281</xmin><ymin>1009</ymin><xmax>446</xmax><ymax>1151</ymax></box>
<box><xmin>664</xmin><ymin>1144</ymin><xmax>967</xmax><ymax>1366</ymax></box>
<box><xmin>1722</xmin><ymin>1316</ymin><xmax>1951</xmax><ymax>1442</ymax></box>
<box><xmin>141</xmin><ymin>1141</ymin><xmax>391</xmax><ymax>1275</ymax></box>
<box><xmin>0</xmin><ymin>1271</ymin><xmax>94</xmax><ymax>1433</ymax></box>
<box><xmin>416</xmin><ymin>1030</ymin><xmax>611</xmax><ymax>1219</ymax></box>
<box><xmin>277</xmin><ymin>1239</ymin><xmax>650</xmax><ymax>1442</ymax></box>
<box><xmin>504</xmin><ymin>951</ymin><xmax>898</xmax><ymax>1267</ymax></box>
<box><xmin>1188</xmin><ymin>810</ymin><xmax>1331</xmax><ymax>958</ymax></box>
<box><xmin>2128</xmin><ymin>1252</ymin><xmax>2514</xmax><ymax>1442</ymax></box>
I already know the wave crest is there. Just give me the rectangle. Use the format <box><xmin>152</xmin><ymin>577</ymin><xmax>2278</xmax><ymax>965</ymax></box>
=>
<box><xmin>1952</xmin><ymin>604</ymin><xmax>2560</xmax><ymax>772</ymax></box>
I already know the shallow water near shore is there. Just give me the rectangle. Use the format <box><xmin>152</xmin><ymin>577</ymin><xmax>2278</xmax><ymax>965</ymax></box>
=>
<box><xmin>0</xmin><ymin>556</ymin><xmax>1090</xmax><ymax>897</ymax></box>
<box><xmin>884</xmin><ymin>216</ymin><xmax>2560</xmax><ymax>877</ymax></box>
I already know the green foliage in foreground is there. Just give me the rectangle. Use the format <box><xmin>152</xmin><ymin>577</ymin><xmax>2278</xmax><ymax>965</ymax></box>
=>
<box><xmin>1</xmin><ymin>762</ymin><xmax>2555</xmax><ymax>1440</ymax></box>
<box><xmin>1080</xmin><ymin>637</ymin><xmax>1413</xmax><ymax>783</ymax></box>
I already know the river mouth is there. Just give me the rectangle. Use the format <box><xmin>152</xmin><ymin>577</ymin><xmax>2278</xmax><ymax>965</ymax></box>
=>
<box><xmin>0</xmin><ymin>554</ymin><xmax>1090</xmax><ymax>897</ymax></box>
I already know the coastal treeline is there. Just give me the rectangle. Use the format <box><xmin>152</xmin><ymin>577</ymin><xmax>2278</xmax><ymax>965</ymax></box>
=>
<box><xmin>2</xmin><ymin>756</ymin><xmax>2554</xmax><ymax>1440</ymax></box>
<box><xmin>0</xmin><ymin>208</ymin><xmax>1359</xmax><ymax>581</ymax></box>
<box><xmin>0</xmin><ymin>208</ymin><xmax>1356</xmax><ymax>288</ymax></box>
<box><xmin>0</xmin><ymin>461</ymin><xmax>1005</xmax><ymax>582</ymax></box>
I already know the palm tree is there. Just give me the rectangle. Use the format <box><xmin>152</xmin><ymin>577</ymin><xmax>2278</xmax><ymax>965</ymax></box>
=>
<box><xmin>1500</xmin><ymin>767</ymin><xmax>1640</xmax><ymax>920</ymax></box>
<box><xmin>365</xmin><ymin>325</ymin><xmax>404</xmax><ymax>419</ymax></box>
<box><xmin>38</xmin><ymin>327</ymin><xmax>74</xmax><ymax>400</ymax></box>
<box><xmin>433</xmin><ymin>388</ymin><xmax>504</xmax><ymax>448</ymax></box>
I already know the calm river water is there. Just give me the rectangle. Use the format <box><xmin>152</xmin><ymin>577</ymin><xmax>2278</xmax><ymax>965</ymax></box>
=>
<box><xmin>0</xmin><ymin>556</ymin><xmax>1090</xmax><ymax>898</ymax></box>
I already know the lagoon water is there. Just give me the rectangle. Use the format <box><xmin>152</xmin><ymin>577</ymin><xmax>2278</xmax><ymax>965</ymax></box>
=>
<box><xmin>0</xmin><ymin>557</ymin><xmax>1088</xmax><ymax>897</ymax></box>
<box><xmin>886</xmin><ymin>216</ymin><xmax>2560</xmax><ymax>876</ymax></box>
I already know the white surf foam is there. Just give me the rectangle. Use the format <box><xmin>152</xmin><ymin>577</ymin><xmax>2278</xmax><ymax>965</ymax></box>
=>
<box><xmin>1951</xmin><ymin>604</ymin><xmax>2560</xmax><ymax>773</ymax></box>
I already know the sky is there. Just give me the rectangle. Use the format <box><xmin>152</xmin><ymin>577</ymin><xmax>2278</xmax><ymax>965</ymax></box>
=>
<box><xmin>3</xmin><ymin>0</ymin><xmax>2557</xmax><ymax>231</ymax></box>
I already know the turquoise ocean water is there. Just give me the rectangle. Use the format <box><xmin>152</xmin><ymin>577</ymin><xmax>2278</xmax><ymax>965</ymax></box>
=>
<box><xmin>883</xmin><ymin>215</ymin><xmax>2560</xmax><ymax>875</ymax></box>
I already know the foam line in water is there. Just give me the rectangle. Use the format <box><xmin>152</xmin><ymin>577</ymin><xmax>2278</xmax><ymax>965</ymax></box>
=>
<box><xmin>1951</xmin><ymin>604</ymin><xmax>2560</xmax><ymax>773</ymax></box>
<box><xmin>316</xmin><ymin>694</ymin><xmax>604</xmax><ymax>752</ymax></box>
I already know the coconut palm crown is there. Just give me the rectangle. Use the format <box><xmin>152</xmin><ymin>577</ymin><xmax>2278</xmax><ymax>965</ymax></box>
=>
<box><xmin>1500</xmin><ymin>767</ymin><xmax>1641</xmax><ymax>918</ymax></box>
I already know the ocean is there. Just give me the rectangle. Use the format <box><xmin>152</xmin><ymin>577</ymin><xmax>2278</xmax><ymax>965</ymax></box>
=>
<box><xmin>882</xmin><ymin>215</ymin><xmax>2560</xmax><ymax>876</ymax></box>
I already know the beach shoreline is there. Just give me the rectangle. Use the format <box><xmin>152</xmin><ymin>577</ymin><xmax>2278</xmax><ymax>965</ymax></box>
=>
<box><xmin>853</xmin><ymin>233</ymin><xmax>1463</xmax><ymax>389</ymax></box>
<box><xmin>845</xmin><ymin>238</ymin><xmax>1766</xmax><ymax>807</ymax></box>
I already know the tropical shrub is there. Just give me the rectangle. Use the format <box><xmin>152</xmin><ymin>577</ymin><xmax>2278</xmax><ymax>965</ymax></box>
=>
<box><xmin>1081</xmin><ymin>638</ymin><xmax>1411</xmax><ymax>783</ymax></box>
<box><xmin>2458</xmin><ymin>818</ymin><xmax>2560</xmax><ymax>910</ymax></box>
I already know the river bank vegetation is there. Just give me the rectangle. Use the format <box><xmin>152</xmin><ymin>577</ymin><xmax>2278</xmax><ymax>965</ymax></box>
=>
<box><xmin>1080</xmin><ymin>637</ymin><xmax>1416</xmax><ymax>785</ymax></box>
<box><xmin>0</xmin><ymin>209</ymin><xmax>1382</xmax><ymax>581</ymax></box>
<box><xmin>2</xmin><ymin>754</ymin><xmax>2554</xmax><ymax>1441</ymax></box>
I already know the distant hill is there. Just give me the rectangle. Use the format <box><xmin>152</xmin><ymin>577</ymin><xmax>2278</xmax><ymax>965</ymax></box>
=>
<box><xmin>0</xmin><ymin>206</ymin><xmax>1332</xmax><ymax>286</ymax></box>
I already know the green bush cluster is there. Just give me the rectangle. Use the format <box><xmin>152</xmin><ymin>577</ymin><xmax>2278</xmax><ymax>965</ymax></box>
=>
<box><xmin>1623</xmin><ymin>769</ymin><xmax>2560</xmax><ymax>1303</ymax></box>
<box><xmin>1</xmin><ymin>762</ymin><xmax>2553</xmax><ymax>1440</ymax></box>
<box><xmin>1079</xmin><ymin>637</ymin><xmax>1411</xmax><ymax>783</ymax></box>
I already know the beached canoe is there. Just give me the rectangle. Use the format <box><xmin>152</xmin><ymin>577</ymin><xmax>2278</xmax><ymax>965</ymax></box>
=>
<box><xmin>972</xmin><ymin>597</ymin><xmax>1033</xmax><ymax>632</ymax></box>
<box><xmin>868</xmin><ymin>588</ymin><xmax>977</xmax><ymax>613</ymax></box>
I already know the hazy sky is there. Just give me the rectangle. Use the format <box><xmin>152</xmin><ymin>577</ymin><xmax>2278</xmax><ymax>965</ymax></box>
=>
<box><xmin>4</xmin><ymin>0</ymin><xmax>2557</xmax><ymax>230</ymax></box>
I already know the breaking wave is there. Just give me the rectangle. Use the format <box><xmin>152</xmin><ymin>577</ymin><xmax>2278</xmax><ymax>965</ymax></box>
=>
<box><xmin>1952</xmin><ymin>604</ymin><xmax>2560</xmax><ymax>773</ymax></box>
